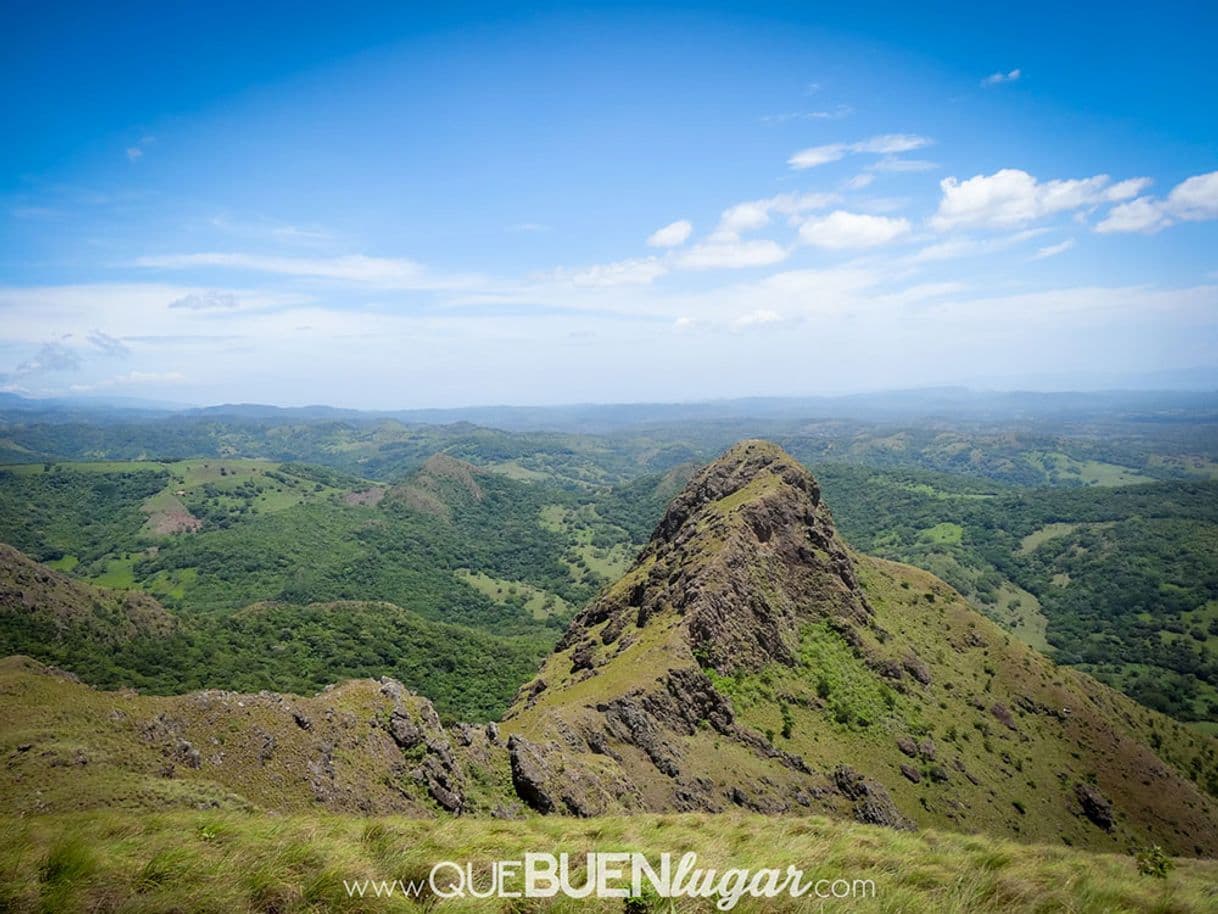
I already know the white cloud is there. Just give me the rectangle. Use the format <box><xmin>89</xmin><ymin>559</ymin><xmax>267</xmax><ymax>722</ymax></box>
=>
<box><xmin>714</xmin><ymin>192</ymin><xmax>838</xmax><ymax>238</ymax></box>
<box><xmin>981</xmin><ymin>68</ymin><xmax>1021</xmax><ymax>87</ymax></box>
<box><xmin>788</xmin><ymin>143</ymin><xmax>849</xmax><ymax>169</ymax></box>
<box><xmin>799</xmin><ymin>211</ymin><xmax>911</xmax><ymax>249</ymax></box>
<box><xmin>675</xmin><ymin>238</ymin><xmax>789</xmax><ymax>269</ymax></box>
<box><xmin>1096</xmin><ymin>197</ymin><xmax>1169</xmax><ymax>234</ymax></box>
<box><xmin>1107</xmin><ymin>178</ymin><xmax>1153</xmax><ymax>201</ymax></box>
<box><xmin>560</xmin><ymin>257</ymin><xmax>668</xmax><ymax>287</ymax></box>
<box><xmin>760</xmin><ymin>106</ymin><xmax>852</xmax><ymax>125</ymax></box>
<box><xmin>135</xmin><ymin>252</ymin><xmax>478</xmax><ymax>290</ymax></box>
<box><xmin>169</xmin><ymin>291</ymin><xmax>241</xmax><ymax>310</ymax></box>
<box><xmin>732</xmin><ymin>309</ymin><xmax>784</xmax><ymax>329</ymax></box>
<box><xmin>1168</xmin><ymin>171</ymin><xmax>1218</xmax><ymax>221</ymax></box>
<box><xmin>931</xmin><ymin>169</ymin><xmax>1151</xmax><ymax>231</ymax></box>
<box><xmin>647</xmin><ymin>219</ymin><xmax>693</xmax><ymax>247</ymax></box>
<box><xmin>844</xmin><ymin>173</ymin><xmax>875</xmax><ymax>190</ymax></box>
<box><xmin>788</xmin><ymin>134</ymin><xmax>932</xmax><ymax>170</ymax></box>
<box><xmin>1094</xmin><ymin>171</ymin><xmax>1218</xmax><ymax>234</ymax></box>
<box><xmin>718</xmin><ymin>202</ymin><xmax>772</xmax><ymax>235</ymax></box>
<box><xmin>853</xmin><ymin>135</ymin><xmax>931</xmax><ymax>155</ymax></box>
<box><xmin>909</xmin><ymin>229</ymin><xmax>1046</xmax><ymax>263</ymax></box>
<box><xmin>1031</xmin><ymin>239</ymin><xmax>1076</xmax><ymax>260</ymax></box>
<box><xmin>869</xmin><ymin>157</ymin><xmax>939</xmax><ymax>174</ymax></box>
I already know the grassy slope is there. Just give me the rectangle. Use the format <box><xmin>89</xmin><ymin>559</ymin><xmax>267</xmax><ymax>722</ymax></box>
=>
<box><xmin>760</xmin><ymin>554</ymin><xmax>1218</xmax><ymax>851</ymax></box>
<box><xmin>2</xmin><ymin>811</ymin><xmax>1216</xmax><ymax>913</ymax></box>
<box><xmin>0</xmin><ymin>656</ymin><xmax>514</xmax><ymax>817</ymax></box>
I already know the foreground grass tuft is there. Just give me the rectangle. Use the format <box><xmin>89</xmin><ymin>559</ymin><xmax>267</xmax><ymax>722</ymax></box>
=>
<box><xmin>1</xmin><ymin>811</ymin><xmax>1217</xmax><ymax>913</ymax></box>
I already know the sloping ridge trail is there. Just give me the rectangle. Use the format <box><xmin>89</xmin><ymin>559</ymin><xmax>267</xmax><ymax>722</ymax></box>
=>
<box><xmin>502</xmin><ymin>440</ymin><xmax>1218</xmax><ymax>856</ymax></box>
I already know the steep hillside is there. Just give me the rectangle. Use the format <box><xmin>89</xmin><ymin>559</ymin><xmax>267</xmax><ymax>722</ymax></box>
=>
<box><xmin>503</xmin><ymin>441</ymin><xmax>1218</xmax><ymax>855</ymax></box>
<box><xmin>0</xmin><ymin>543</ymin><xmax>176</xmax><ymax>639</ymax></box>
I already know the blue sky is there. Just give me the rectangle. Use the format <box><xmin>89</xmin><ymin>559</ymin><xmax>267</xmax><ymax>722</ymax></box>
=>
<box><xmin>2</xmin><ymin>0</ymin><xmax>1216</xmax><ymax>408</ymax></box>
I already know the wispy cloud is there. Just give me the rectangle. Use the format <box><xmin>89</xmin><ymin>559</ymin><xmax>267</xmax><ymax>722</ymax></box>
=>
<box><xmin>647</xmin><ymin>220</ymin><xmax>693</xmax><ymax>247</ymax></box>
<box><xmin>126</xmin><ymin>135</ymin><xmax>155</xmax><ymax>162</ymax></box>
<box><xmin>15</xmin><ymin>341</ymin><xmax>81</xmax><ymax>376</ymax></box>
<box><xmin>760</xmin><ymin>105</ymin><xmax>852</xmax><ymax>125</ymax></box>
<box><xmin>789</xmin><ymin>134</ymin><xmax>932</xmax><ymax>170</ymax></box>
<box><xmin>714</xmin><ymin>192</ymin><xmax>838</xmax><ymax>237</ymax></box>
<box><xmin>208</xmin><ymin>215</ymin><xmax>335</xmax><ymax>246</ymax></box>
<box><xmin>910</xmin><ymin>229</ymin><xmax>1046</xmax><ymax>263</ymax></box>
<box><xmin>675</xmin><ymin>238</ymin><xmax>788</xmax><ymax>270</ymax></box>
<box><xmin>1031</xmin><ymin>238</ymin><xmax>1076</xmax><ymax>260</ymax></box>
<box><xmin>135</xmin><ymin>252</ymin><xmax>480</xmax><ymax>291</ymax></box>
<box><xmin>87</xmin><ymin>330</ymin><xmax>130</xmax><ymax>357</ymax></box>
<box><xmin>168</xmin><ymin>291</ymin><xmax>241</xmax><ymax>310</ymax></box>
<box><xmin>551</xmin><ymin>257</ymin><xmax>668</xmax><ymax>287</ymax></box>
<box><xmin>981</xmin><ymin>69</ymin><xmax>1021</xmax><ymax>87</ymax></box>
<box><xmin>869</xmin><ymin>157</ymin><xmax>939</xmax><ymax>174</ymax></box>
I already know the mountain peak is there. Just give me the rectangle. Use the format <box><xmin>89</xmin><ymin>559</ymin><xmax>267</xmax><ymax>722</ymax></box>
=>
<box><xmin>630</xmin><ymin>440</ymin><xmax>871</xmax><ymax>674</ymax></box>
<box><xmin>649</xmin><ymin>439</ymin><xmax>822</xmax><ymax>547</ymax></box>
<box><xmin>500</xmin><ymin>442</ymin><xmax>1218</xmax><ymax>851</ymax></box>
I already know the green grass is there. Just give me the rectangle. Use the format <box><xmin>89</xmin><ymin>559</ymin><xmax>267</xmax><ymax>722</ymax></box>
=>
<box><xmin>1018</xmin><ymin>523</ymin><xmax>1078</xmax><ymax>555</ymax></box>
<box><xmin>919</xmin><ymin>522</ymin><xmax>963</xmax><ymax>545</ymax></box>
<box><xmin>1022</xmin><ymin>452</ymin><xmax>1154</xmax><ymax>487</ymax></box>
<box><xmin>44</xmin><ymin>554</ymin><xmax>79</xmax><ymax>572</ymax></box>
<box><xmin>92</xmin><ymin>554</ymin><xmax>137</xmax><ymax>588</ymax></box>
<box><xmin>988</xmin><ymin>581</ymin><xmax>1050</xmax><ymax>653</ymax></box>
<box><xmin>454</xmin><ymin>569</ymin><xmax>571</xmax><ymax>620</ymax></box>
<box><xmin>1</xmin><ymin>810</ymin><xmax>1215</xmax><ymax>913</ymax></box>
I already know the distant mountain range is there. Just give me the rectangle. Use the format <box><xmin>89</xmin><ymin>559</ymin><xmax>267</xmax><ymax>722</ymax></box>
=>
<box><xmin>4</xmin><ymin>387</ymin><xmax>1217</xmax><ymax>433</ymax></box>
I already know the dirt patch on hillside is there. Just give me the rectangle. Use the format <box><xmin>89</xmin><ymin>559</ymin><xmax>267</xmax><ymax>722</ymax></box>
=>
<box><xmin>343</xmin><ymin>487</ymin><xmax>386</xmax><ymax>507</ymax></box>
<box><xmin>146</xmin><ymin>495</ymin><xmax>203</xmax><ymax>534</ymax></box>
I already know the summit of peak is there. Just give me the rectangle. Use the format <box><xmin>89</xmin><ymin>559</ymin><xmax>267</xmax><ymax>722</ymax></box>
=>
<box><xmin>649</xmin><ymin>440</ymin><xmax>821</xmax><ymax>546</ymax></box>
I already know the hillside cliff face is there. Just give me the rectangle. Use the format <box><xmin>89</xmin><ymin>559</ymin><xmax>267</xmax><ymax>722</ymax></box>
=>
<box><xmin>502</xmin><ymin>441</ymin><xmax>1218</xmax><ymax>854</ymax></box>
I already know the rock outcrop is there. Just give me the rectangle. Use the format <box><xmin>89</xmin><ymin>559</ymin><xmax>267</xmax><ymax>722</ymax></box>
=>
<box><xmin>501</xmin><ymin>441</ymin><xmax>903</xmax><ymax>824</ymax></box>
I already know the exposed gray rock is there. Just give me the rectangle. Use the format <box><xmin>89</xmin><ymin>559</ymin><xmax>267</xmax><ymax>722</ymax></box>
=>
<box><xmin>1075</xmin><ymin>782</ymin><xmax>1114</xmax><ymax>831</ymax></box>
<box><xmin>833</xmin><ymin>765</ymin><xmax>914</xmax><ymax>830</ymax></box>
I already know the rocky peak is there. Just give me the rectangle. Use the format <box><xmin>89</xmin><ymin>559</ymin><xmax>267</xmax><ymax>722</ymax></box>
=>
<box><xmin>497</xmin><ymin>440</ymin><xmax>900</xmax><ymax>819</ymax></box>
<box><xmin>649</xmin><ymin>439</ymin><xmax>820</xmax><ymax>545</ymax></box>
<box><xmin>556</xmin><ymin>440</ymin><xmax>871</xmax><ymax>677</ymax></box>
